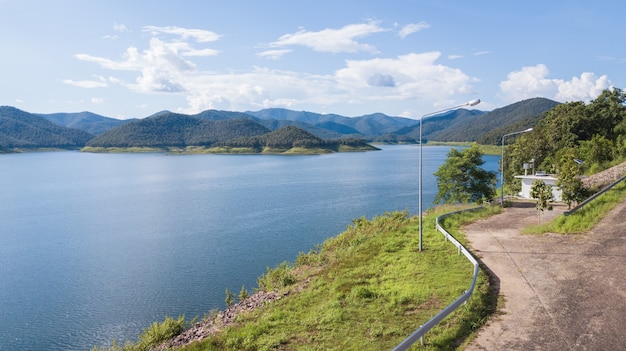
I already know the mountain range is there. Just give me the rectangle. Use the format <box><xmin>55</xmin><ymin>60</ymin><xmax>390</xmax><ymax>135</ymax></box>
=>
<box><xmin>0</xmin><ymin>97</ymin><xmax>559</xmax><ymax>151</ymax></box>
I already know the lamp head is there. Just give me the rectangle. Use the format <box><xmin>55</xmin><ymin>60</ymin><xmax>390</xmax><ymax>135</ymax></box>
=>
<box><xmin>466</xmin><ymin>99</ymin><xmax>481</xmax><ymax>107</ymax></box>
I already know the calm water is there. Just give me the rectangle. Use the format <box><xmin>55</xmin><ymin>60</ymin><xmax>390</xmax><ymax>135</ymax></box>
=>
<box><xmin>0</xmin><ymin>145</ymin><xmax>499</xmax><ymax>350</ymax></box>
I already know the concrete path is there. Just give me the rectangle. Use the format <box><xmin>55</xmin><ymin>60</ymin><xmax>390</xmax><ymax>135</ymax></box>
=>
<box><xmin>463</xmin><ymin>200</ymin><xmax>626</xmax><ymax>350</ymax></box>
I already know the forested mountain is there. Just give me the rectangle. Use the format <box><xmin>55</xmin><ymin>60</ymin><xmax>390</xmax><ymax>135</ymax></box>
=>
<box><xmin>0</xmin><ymin>106</ymin><xmax>94</xmax><ymax>148</ymax></box>
<box><xmin>257</xmin><ymin>119</ymin><xmax>347</xmax><ymax>140</ymax></box>
<box><xmin>0</xmin><ymin>97</ymin><xmax>568</xmax><ymax>151</ymax></box>
<box><xmin>193</xmin><ymin>109</ymin><xmax>256</xmax><ymax>121</ymax></box>
<box><xmin>39</xmin><ymin>111</ymin><xmax>130</xmax><ymax>136</ymax></box>
<box><xmin>246</xmin><ymin>108</ymin><xmax>417</xmax><ymax>136</ymax></box>
<box><xmin>388</xmin><ymin>108</ymin><xmax>486</xmax><ymax>143</ymax></box>
<box><xmin>218</xmin><ymin>125</ymin><xmax>376</xmax><ymax>151</ymax></box>
<box><xmin>87</xmin><ymin>113</ymin><xmax>270</xmax><ymax>147</ymax></box>
<box><xmin>426</xmin><ymin>98</ymin><xmax>559</xmax><ymax>143</ymax></box>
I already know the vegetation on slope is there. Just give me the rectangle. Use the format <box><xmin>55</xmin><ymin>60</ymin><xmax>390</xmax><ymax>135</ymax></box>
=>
<box><xmin>428</xmin><ymin>98</ymin><xmax>559</xmax><ymax>143</ymax></box>
<box><xmin>39</xmin><ymin>111</ymin><xmax>129</xmax><ymax>136</ymax></box>
<box><xmin>93</xmin><ymin>206</ymin><xmax>501</xmax><ymax>351</ymax></box>
<box><xmin>0</xmin><ymin>106</ymin><xmax>94</xmax><ymax>148</ymax></box>
<box><xmin>504</xmin><ymin>88</ymin><xmax>626</xmax><ymax>196</ymax></box>
<box><xmin>86</xmin><ymin>114</ymin><xmax>271</xmax><ymax>148</ymax></box>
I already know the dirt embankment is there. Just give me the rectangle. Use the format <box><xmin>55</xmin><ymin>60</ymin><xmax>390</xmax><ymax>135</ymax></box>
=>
<box><xmin>581</xmin><ymin>160</ymin><xmax>626</xmax><ymax>189</ymax></box>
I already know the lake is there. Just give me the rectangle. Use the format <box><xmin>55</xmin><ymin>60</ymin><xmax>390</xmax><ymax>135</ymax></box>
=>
<box><xmin>0</xmin><ymin>145</ymin><xmax>499</xmax><ymax>350</ymax></box>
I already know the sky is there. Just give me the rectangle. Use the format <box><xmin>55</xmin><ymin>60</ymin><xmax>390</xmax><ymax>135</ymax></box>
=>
<box><xmin>1</xmin><ymin>0</ymin><xmax>624</xmax><ymax>120</ymax></box>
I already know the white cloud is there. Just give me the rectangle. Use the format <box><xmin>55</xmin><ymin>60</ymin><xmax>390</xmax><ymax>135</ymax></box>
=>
<box><xmin>61</xmin><ymin>78</ymin><xmax>108</xmax><ymax>88</ymax></box>
<box><xmin>181</xmin><ymin>48</ymin><xmax>219</xmax><ymax>57</ymax></box>
<box><xmin>334</xmin><ymin>52</ymin><xmax>473</xmax><ymax>99</ymax></box>
<box><xmin>448</xmin><ymin>54</ymin><xmax>463</xmax><ymax>60</ymax></box>
<box><xmin>75</xmin><ymin>25</ymin><xmax>475</xmax><ymax>116</ymax></box>
<box><xmin>257</xmin><ymin>49</ymin><xmax>292</xmax><ymax>60</ymax></box>
<box><xmin>142</xmin><ymin>25</ymin><xmax>221</xmax><ymax>43</ymax></box>
<box><xmin>76</xmin><ymin>37</ymin><xmax>199</xmax><ymax>93</ymax></box>
<box><xmin>269</xmin><ymin>21</ymin><xmax>386</xmax><ymax>53</ymax></box>
<box><xmin>556</xmin><ymin>72</ymin><xmax>612</xmax><ymax>102</ymax></box>
<box><xmin>499</xmin><ymin>64</ymin><xmax>612</xmax><ymax>103</ymax></box>
<box><xmin>398</xmin><ymin>22</ymin><xmax>430</xmax><ymax>38</ymax></box>
<box><xmin>114</xmin><ymin>22</ymin><xmax>128</xmax><ymax>33</ymax></box>
<box><xmin>91</xmin><ymin>97</ymin><xmax>105</xmax><ymax>104</ymax></box>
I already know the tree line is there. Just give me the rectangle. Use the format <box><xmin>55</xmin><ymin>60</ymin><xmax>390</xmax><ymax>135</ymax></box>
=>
<box><xmin>433</xmin><ymin>88</ymin><xmax>626</xmax><ymax>208</ymax></box>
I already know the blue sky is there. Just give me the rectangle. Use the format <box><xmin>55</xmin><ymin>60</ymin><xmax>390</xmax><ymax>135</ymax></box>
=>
<box><xmin>1</xmin><ymin>0</ymin><xmax>624</xmax><ymax>119</ymax></box>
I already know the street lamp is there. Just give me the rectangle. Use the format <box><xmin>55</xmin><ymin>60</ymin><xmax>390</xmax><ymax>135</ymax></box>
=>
<box><xmin>500</xmin><ymin>127</ymin><xmax>533</xmax><ymax>206</ymax></box>
<box><xmin>418</xmin><ymin>98</ymin><xmax>481</xmax><ymax>252</ymax></box>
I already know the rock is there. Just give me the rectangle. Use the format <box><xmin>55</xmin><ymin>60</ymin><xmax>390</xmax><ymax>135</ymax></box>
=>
<box><xmin>151</xmin><ymin>291</ymin><xmax>284</xmax><ymax>350</ymax></box>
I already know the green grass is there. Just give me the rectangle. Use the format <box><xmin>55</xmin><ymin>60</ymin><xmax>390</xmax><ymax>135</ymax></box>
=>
<box><xmin>164</xmin><ymin>206</ymin><xmax>500</xmax><ymax>351</ymax></box>
<box><xmin>523</xmin><ymin>179</ymin><xmax>626</xmax><ymax>234</ymax></box>
<box><xmin>91</xmin><ymin>315</ymin><xmax>188</xmax><ymax>351</ymax></box>
<box><xmin>424</xmin><ymin>142</ymin><xmax>501</xmax><ymax>156</ymax></box>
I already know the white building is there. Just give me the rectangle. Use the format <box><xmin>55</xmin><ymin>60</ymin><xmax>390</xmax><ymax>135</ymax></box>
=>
<box><xmin>514</xmin><ymin>173</ymin><xmax>562</xmax><ymax>202</ymax></box>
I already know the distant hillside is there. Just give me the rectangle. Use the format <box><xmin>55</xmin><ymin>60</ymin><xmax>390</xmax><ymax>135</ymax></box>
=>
<box><xmin>246</xmin><ymin>108</ymin><xmax>417</xmax><ymax>136</ymax></box>
<box><xmin>428</xmin><ymin>98</ymin><xmax>559</xmax><ymax>143</ymax></box>
<box><xmin>389</xmin><ymin>109</ymin><xmax>486</xmax><ymax>142</ymax></box>
<box><xmin>1</xmin><ymin>97</ymin><xmax>564</xmax><ymax>151</ymax></box>
<box><xmin>193</xmin><ymin>109</ymin><xmax>257</xmax><ymax>121</ymax></box>
<box><xmin>87</xmin><ymin>112</ymin><xmax>270</xmax><ymax>148</ymax></box>
<box><xmin>218</xmin><ymin>125</ymin><xmax>377</xmax><ymax>152</ymax></box>
<box><xmin>0</xmin><ymin>106</ymin><xmax>94</xmax><ymax>148</ymax></box>
<box><xmin>257</xmin><ymin>119</ymin><xmax>346</xmax><ymax>140</ymax></box>
<box><xmin>39</xmin><ymin>111</ymin><xmax>130</xmax><ymax>136</ymax></box>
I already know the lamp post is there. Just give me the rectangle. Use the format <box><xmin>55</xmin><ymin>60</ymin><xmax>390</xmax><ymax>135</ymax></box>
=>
<box><xmin>500</xmin><ymin>127</ymin><xmax>533</xmax><ymax>206</ymax></box>
<box><xmin>418</xmin><ymin>98</ymin><xmax>481</xmax><ymax>252</ymax></box>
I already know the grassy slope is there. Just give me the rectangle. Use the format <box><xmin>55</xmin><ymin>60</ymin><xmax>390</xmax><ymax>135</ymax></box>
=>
<box><xmin>168</xmin><ymin>206</ymin><xmax>501</xmax><ymax>351</ymax></box>
<box><xmin>92</xmin><ymin>206</ymin><xmax>502</xmax><ymax>351</ymax></box>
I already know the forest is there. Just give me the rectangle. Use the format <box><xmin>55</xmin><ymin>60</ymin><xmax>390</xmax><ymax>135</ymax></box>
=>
<box><xmin>503</xmin><ymin>88</ymin><xmax>626</xmax><ymax>193</ymax></box>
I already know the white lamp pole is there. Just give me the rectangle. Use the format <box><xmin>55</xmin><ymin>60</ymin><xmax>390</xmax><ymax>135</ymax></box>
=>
<box><xmin>418</xmin><ymin>99</ymin><xmax>481</xmax><ymax>252</ymax></box>
<box><xmin>500</xmin><ymin>127</ymin><xmax>533</xmax><ymax>206</ymax></box>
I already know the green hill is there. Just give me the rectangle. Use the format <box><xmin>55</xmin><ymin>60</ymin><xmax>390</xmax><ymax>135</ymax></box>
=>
<box><xmin>429</xmin><ymin>98</ymin><xmax>559</xmax><ymax>143</ymax></box>
<box><xmin>0</xmin><ymin>106</ymin><xmax>94</xmax><ymax>149</ymax></box>
<box><xmin>389</xmin><ymin>108</ymin><xmax>485</xmax><ymax>142</ymax></box>
<box><xmin>38</xmin><ymin>111</ymin><xmax>130</xmax><ymax>136</ymax></box>
<box><xmin>246</xmin><ymin>108</ymin><xmax>418</xmax><ymax>136</ymax></box>
<box><xmin>217</xmin><ymin>125</ymin><xmax>376</xmax><ymax>152</ymax></box>
<box><xmin>86</xmin><ymin>112</ymin><xmax>270</xmax><ymax>148</ymax></box>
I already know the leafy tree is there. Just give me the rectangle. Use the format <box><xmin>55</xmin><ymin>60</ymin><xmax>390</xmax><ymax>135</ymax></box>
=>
<box><xmin>579</xmin><ymin>134</ymin><xmax>615</xmax><ymax>166</ymax></box>
<box><xmin>530</xmin><ymin>180</ymin><xmax>553</xmax><ymax>213</ymax></box>
<box><xmin>556</xmin><ymin>153</ymin><xmax>587</xmax><ymax>209</ymax></box>
<box><xmin>238</xmin><ymin>285</ymin><xmax>249</xmax><ymax>302</ymax></box>
<box><xmin>225</xmin><ymin>288</ymin><xmax>234</xmax><ymax>307</ymax></box>
<box><xmin>505</xmin><ymin>88</ymin><xmax>626</xmax><ymax>185</ymax></box>
<box><xmin>434</xmin><ymin>143</ymin><xmax>497</xmax><ymax>204</ymax></box>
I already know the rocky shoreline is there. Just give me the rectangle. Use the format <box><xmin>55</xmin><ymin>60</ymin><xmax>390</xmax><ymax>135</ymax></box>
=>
<box><xmin>153</xmin><ymin>290</ymin><xmax>287</xmax><ymax>350</ymax></box>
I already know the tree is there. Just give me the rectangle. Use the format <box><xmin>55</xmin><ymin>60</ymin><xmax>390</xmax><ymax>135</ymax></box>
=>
<box><xmin>434</xmin><ymin>143</ymin><xmax>497</xmax><ymax>204</ymax></box>
<box><xmin>556</xmin><ymin>155</ymin><xmax>587</xmax><ymax>209</ymax></box>
<box><xmin>238</xmin><ymin>285</ymin><xmax>249</xmax><ymax>302</ymax></box>
<box><xmin>530</xmin><ymin>180</ymin><xmax>553</xmax><ymax>215</ymax></box>
<box><xmin>225</xmin><ymin>288</ymin><xmax>234</xmax><ymax>307</ymax></box>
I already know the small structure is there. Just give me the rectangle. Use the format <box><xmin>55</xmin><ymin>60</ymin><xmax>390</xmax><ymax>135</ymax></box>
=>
<box><xmin>514</xmin><ymin>172</ymin><xmax>562</xmax><ymax>202</ymax></box>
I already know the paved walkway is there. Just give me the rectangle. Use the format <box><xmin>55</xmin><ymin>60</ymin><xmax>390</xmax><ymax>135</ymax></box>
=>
<box><xmin>463</xmin><ymin>200</ymin><xmax>626</xmax><ymax>350</ymax></box>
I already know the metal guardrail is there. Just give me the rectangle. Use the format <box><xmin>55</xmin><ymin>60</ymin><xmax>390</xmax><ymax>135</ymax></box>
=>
<box><xmin>564</xmin><ymin>175</ymin><xmax>626</xmax><ymax>216</ymax></box>
<box><xmin>393</xmin><ymin>207</ymin><xmax>483</xmax><ymax>350</ymax></box>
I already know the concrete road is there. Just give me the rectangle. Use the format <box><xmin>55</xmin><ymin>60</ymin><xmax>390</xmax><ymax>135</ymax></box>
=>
<box><xmin>463</xmin><ymin>200</ymin><xmax>626</xmax><ymax>350</ymax></box>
